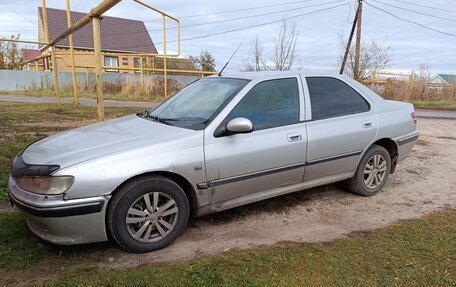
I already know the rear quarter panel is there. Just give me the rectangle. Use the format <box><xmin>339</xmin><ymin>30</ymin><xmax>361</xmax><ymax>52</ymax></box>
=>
<box><xmin>376</xmin><ymin>100</ymin><xmax>418</xmax><ymax>161</ymax></box>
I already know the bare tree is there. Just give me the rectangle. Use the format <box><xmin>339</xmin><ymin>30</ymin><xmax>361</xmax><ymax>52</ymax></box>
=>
<box><xmin>241</xmin><ymin>35</ymin><xmax>267</xmax><ymax>71</ymax></box>
<box><xmin>188</xmin><ymin>49</ymin><xmax>217</xmax><ymax>72</ymax></box>
<box><xmin>415</xmin><ymin>63</ymin><xmax>431</xmax><ymax>82</ymax></box>
<box><xmin>338</xmin><ymin>34</ymin><xmax>390</xmax><ymax>80</ymax></box>
<box><xmin>241</xmin><ymin>20</ymin><xmax>300</xmax><ymax>71</ymax></box>
<box><xmin>0</xmin><ymin>34</ymin><xmax>24</xmax><ymax>70</ymax></box>
<box><xmin>271</xmin><ymin>20</ymin><xmax>299</xmax><ymax>71</ymax></box>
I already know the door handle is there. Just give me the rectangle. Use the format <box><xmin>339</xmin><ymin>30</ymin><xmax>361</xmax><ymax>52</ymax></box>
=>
<box><xmin>362</xmin><ymin>121</ymin><xmax>373</xmax><ymax>128</ymax></box>
<box><xmin>287</xmin><ymin>134</ymin><xmax>302</xmax><ymax>142</ymax></box>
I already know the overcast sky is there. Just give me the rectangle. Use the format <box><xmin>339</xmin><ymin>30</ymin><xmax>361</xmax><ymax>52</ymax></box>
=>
<box><xmin>1</xmin><ymin>0</ymin><xmax>455</xmax><ymax>74</ymax></box>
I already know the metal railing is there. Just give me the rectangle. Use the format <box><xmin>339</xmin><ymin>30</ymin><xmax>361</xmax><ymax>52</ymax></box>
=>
<box><xmin>0</xmin><ymin>0</ymin><xmax>217</xmax><ymax>120</ymax></box>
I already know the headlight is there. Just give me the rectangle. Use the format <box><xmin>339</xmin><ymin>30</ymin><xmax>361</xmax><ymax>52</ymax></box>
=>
<box><xmin>15</xmin><ymin>176</ymin><xmax>75</xmax><ymax>195</ymax></box>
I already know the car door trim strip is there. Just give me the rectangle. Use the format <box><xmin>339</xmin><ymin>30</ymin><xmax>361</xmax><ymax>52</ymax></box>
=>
<box><xmin>198</xmin><ymin>162</ymin><xmax>307</xmax><ymax>189</ymax></box>
<box><xmin>197</xmin><ymin>150</ymin><xmax>362</xmax><ymax>189</ymax></box>
<box><xmin>305</xmin><ymin>150</ymin><xmax>362</xmax><ymax>166</ymax></box>
<box><xmin>397</xmin><ymin>134</ymin><xmax>419</xmax><ymax>146</ymax></box>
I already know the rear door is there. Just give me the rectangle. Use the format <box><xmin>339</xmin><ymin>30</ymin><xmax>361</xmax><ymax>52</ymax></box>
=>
<box><xmin>304</xmin><ymin>77</ymin><xmax>378</xmax><ymax>181</ymax></box>
<box><xmin>203</xmin><ymin>77</ymin><xmax>307</xmax><ymax>204</ymax></box>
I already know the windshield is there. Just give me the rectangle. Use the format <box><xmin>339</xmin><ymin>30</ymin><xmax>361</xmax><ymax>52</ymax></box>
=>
<box><xmin>146</xmin><ymin>78</ymin><xmax>249</xmax><ymax>129</ymax></box>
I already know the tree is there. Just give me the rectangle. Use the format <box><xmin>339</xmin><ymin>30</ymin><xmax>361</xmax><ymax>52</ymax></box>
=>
<box><xmin>271</xmin><ymin>20</ymin><xmax>299</xmax><ymax>71</ymax></box>
<box><xmin>0</xmin><ymin>34</ymin><xmax>24</xmax><ymax>70</ymax></box>
<box><xmin>241</xmin><ymin>20</ymin><xmax>299</xmax><ymax>71</ymax></box>
<box><xmin>415</xmin><ymin>63</ymin><xmax>431</xmax><ymax>82</ymax></box>
<box><xmin>189</xmin><ymin>49</ymin><xmax>216</xmax><ymax>72</ymax></box>
<box><xmin>338</xmin><ymin>35</ymin><xmax>391</xmax><ymax>80</ymax></box>
<box><xmin>241</xmin><ymin>35</ymin><xmax>267</xmax><ymax>71</ymax></box>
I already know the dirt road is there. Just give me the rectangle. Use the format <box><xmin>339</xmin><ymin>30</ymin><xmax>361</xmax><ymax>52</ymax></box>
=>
<box><xmin>101</xmin><ymin>118</ymin><xmax>456</xmax><ymax>268</ymax></box>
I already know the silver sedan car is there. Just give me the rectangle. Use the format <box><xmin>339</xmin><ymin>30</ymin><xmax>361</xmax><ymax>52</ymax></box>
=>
<box><xmin>8</xmin><ymin>72</ymin><xmax>419</xmax><ymax>253</ymax></box>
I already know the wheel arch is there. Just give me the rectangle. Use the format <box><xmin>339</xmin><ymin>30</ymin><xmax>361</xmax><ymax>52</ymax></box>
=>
<box><xmin>370</xmin><ymin>138</ymin><xmax>399</xmax><ymax>173</ymax></box>
<box><xmin>107</xmin><ymin>171</ymin><xmax>198</xmax><ymax>215</ymax></box>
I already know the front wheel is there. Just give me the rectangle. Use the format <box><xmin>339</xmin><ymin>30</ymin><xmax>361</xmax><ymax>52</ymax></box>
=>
<box><xmin>347</xmin><ymin>145</ymin><xmax>391</xmax><ymax>196</ymax></box>
<box><xmin>107</xmin><ymin>176</ymin><xmax>189</xmax><ymax>253</ymax></box>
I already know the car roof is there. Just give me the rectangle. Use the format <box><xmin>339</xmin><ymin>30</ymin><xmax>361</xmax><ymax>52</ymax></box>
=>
<box><xmin>210</xmin><ymin>70</ymin><xmax>345</xmax><ymax>80</ymax></box>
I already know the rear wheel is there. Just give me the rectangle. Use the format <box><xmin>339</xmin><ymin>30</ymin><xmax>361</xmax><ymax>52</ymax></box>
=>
<box><xmin>348</xmin><ymin>145</ymin><xmax>391</xmax><ymax>196</ymax></box>
<box><xmin>107</xmin><ymin>176</ymin><xmax>189</xmax><ymax>253</ymax></box>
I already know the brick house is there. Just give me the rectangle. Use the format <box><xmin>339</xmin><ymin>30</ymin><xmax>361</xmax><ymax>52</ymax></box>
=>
<box><xmin>37</xmin><ymin>7</ymin><xmax>195</xmax><ymax>73</ymax></box>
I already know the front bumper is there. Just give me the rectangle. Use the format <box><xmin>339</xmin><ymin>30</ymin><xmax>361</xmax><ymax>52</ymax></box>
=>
<box><xmin>8</xmin><ymin>177</ymin><xmax>109</xmax><ymax>245</ymax></box>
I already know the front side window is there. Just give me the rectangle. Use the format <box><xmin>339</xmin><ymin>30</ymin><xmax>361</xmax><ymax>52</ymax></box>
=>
<box><xmin>306</xmin><ymin>77</ymin><xmax>370</xmax><ymax>121</ymax></box>
<box><xmin>147</xmin><ymin>78</ymin><xmax>249</xmax><ymax>130</ymax></box>
<box><xmin>104</xmin><ymin>56</ymin><xmax>118</xmax><ymax>72</ymax></box>
<box><xmin>225</xmin><ymin>78</ymin><xmax>300</xmax><ymax>131</ymax></box>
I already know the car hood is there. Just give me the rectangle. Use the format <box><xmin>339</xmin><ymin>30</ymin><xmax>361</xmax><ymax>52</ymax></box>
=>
<box><xmin>21</xmin><ymin>115</ymin><xmax>196</xmax><ymax>168</ymax></box>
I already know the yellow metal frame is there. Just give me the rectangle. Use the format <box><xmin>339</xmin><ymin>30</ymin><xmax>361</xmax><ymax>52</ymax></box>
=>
<box><xmin>0</xmin><ymin>0</ymin><xmax>216</xmax><ymax>120</ymax></box>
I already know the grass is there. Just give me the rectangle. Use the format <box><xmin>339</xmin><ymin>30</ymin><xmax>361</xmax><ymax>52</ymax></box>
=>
<box><xmin>0</xmin><ymin>103</ymin><xmax>141</xmax><ymax>201</ymax></box>
<box><xmin>0</xmin><ymin>210</ymin><xmax>451</xmax><ymax>286</ymax></box>
<box><xmin>377</xmin><ymin>79</ymin><xmax>456</xmax><ymax>110</ymax></box>
<box><xmin>411</xmin><ymin>100</ymin><xmax>456</xmax><ymax>111</ymax></box>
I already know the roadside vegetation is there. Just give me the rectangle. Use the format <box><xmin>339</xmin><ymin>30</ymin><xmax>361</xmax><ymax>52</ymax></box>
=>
<box><xmin>378</xmin><ymin>78</ymin><xmax>456</xmax><ymax>110</ymax></box>
<box><xmin>2</xmin><ymin>76</ymin><xmax>182</xmax><ymax>102</ymax></box>
<box><xmin>0</xmin><ymin>209</ymin><xmax>453</xmax><ymax>286</ymax></box>
<box><xmin>0</xmin><ymin>103</ymin><xmax>140</xmax><ymax>201</ymax></box>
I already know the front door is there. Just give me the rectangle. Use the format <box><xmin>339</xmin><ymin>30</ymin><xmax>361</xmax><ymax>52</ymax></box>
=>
<box><xmin>204</xmin><ymin>77</ymin><xmax>307</xmax><ymax>204</ymax></box>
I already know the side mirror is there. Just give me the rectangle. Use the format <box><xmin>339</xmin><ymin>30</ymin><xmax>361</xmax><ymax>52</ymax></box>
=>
<box><xmin>226</xmin><ymin>117</ymin><xmax>253</xmax><ymax>134</ymax></box>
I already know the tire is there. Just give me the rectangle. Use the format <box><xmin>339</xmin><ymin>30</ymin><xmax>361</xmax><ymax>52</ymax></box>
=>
<box><xmin>347</xmin><ymin>145</ymin><xmax>391</xmax><ymax>196</ymax></box>
<box><xmin>107</xmin><ymin>175</ymin><xmax>189</xmax><ymax>253</ymax></box>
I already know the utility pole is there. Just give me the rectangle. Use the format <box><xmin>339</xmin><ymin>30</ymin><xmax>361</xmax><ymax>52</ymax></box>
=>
<box><xmin>353</xmin><ymin>0</ymin><xmax>363</xmax><ymax>80</ymax></box>
<box><xmin>339</xmin><ymin>5</ymin><xmax>359</xmax><ymax>75</ymax></box>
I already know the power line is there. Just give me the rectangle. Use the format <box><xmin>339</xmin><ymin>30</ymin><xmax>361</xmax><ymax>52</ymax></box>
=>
<box><xmin>390</xmin><ymin>0</ymin><xmax>456</xmax><ymax>14</ymax></box>
<box><xmin>0</xmin><ymin>0</ymin><xmax>35</xmax><ymax>25</ymax></box>
<box><xmin>15</xmin><ymin>0</ymin><xmax>347</xmax><ymax>40</ymax></box>
<box><xmin>147</xmin><ymin>0</ymin><xmax>349</xmax><ymax>32</ymax></box>
<box><xmin>371</xmin><ymin>0</ymin><xmax>456</xmax><ymax>23</ymax></box>
<box><xmin>154</xmin><ymin>2</ymin><xmax>350</xmax><ymax>45</ymax></box>
<box><xmin>364</xmin><ymin>1</ymin><xmax>456</xmax><ymax>38</ymax></box>
<box><xmin>9</xmin><ymin>1</ymin><xmax>349</xmax><ymax>48</ymax></box>
<box><xmin>112</xmin><ymin>2</ymin><xmax>350</xmax><ymax>50</ymax></box>
<box><xmin>144</xmin><ymin>0</ymin><xmax>325</xmax><ymax>22</ymax></box>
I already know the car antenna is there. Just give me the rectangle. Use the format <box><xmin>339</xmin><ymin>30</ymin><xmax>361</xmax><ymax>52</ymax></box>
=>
<box><xmin>218</xmin><ymin>43</ymin><xmax>242</xmax><ymax>77</ymax></box>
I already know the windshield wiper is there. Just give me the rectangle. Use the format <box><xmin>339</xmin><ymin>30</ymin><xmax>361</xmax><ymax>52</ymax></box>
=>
<box><xmin>161</xmin><ymin>117</ymin><xmax>208</xmax><ymax>123</ymax></box>
<box><xmin>145</xmin><ymin>113</ymin><xmax>174</xmax><ymax>126</ymax></box>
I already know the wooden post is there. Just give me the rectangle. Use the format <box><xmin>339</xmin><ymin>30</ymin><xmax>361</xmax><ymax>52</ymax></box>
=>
<box><xmin>140</xmin><ymin>56</ymin><xmax>144</xmax><ymax>89</ymax></box>
<box><xmin>163</xmin><ymin>15</ymin><xmax>167</xmax><ymax>98</ymax></box>
<box><xmin>92</xmin><ymin>16</ymin><xmax>104</xmax><ymax>121</ymax></box>
<box><xmin>340</xmin><ymin>4</ymin><xmax>359</xmax><ymax>75</ymax></box>
<box><xmin>66</xmin><ymin>0</ymin><xmax>78</xmax><ymax>105</ymax></box>
<box><xmin>50</xmin><ymin>46</ymin><xmax>61</xmax><ymax>108</ymax></box>
<box><xmin>86</xmin><ymin>68</ymin><xmax>90</xmax><ymax>91</ymax></box>
<box><xmin>353</xmin><ymin>0</ymin><xmax>363</xmax><ymax>80</ymax></box>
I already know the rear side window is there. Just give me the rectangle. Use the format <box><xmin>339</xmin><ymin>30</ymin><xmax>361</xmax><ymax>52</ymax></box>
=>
<box><xmin>226</xmin><ymin>78</ymin><xmax>300</xmax><ymax>130</ymax></box>
<box><xmin>306</xmin><ymin>77</ymin><xmax>370</xmax><ymax>121</ymax></box>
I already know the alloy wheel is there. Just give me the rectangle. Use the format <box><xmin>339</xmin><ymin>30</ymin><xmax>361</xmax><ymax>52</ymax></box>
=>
<box><xmin>125</xmin><ymin>192</ymin><xmax>179</xmax><ymax>243</ymax></box>
<box><xmin>363</xmin><ymin>154</ymin><xmax>387</xmax><ymax>189</ymax></box>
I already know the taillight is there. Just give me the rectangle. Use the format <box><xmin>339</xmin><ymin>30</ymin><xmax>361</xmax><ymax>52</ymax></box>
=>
<box><xmin>411</xmin><ymin>112</ymin><xmax>417</xmax><ymax>125</ymax></box>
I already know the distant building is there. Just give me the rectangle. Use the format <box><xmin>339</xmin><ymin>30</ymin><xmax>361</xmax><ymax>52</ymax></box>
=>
<box><xmin>427</xmin><ymin>74</ymin><xmax>456</xmax><ymax>88</ymax></box>
<box><xmin>21</xmin><ymin>49</ymin><xmax>44</xmax><ymax>71</ymax></box>
<box><xmin>35</xmin><ymin>7</ymin><xmax>195</xmax><ymax>73</ymax></box>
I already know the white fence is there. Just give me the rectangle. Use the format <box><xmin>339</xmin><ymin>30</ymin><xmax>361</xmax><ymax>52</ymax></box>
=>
<box><xmin>0</xmin><ymin>70</ymin><xmax>199</xmax><ymax>91</ymax></box>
